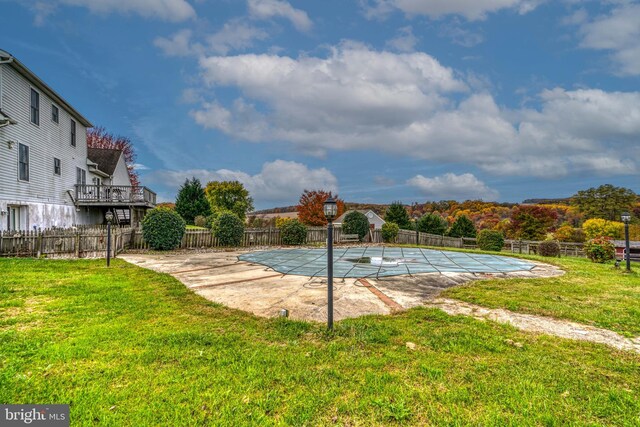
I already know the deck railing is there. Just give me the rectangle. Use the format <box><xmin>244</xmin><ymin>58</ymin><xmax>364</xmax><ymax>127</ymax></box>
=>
<box><xmin>75</xmin><ymin>184</ymin><xmax>156</xmax><ymax>206</ymax></box>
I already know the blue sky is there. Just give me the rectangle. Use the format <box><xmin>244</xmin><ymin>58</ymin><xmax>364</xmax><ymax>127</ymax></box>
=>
<box><xmin>2</xmin><ymin>0</ymin><xmax>639</xmax><ymax>208</ymax></box>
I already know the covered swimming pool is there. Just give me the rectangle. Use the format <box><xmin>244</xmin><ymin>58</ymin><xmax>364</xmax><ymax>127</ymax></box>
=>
<box><xmin>239</xmin><ymin>247</ymin><xmax>535</xmax><ymax>279</ymax></box>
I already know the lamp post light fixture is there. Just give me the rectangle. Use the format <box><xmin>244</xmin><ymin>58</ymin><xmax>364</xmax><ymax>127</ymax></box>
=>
<box><xmin>413</xmin><ymin>213</ymin><xmax>420</xmax><ymax>246</ymax></box>
<box><xmin>323</xmin><ymin>196</ymin><xmax>338</xmax><ymax>330</ymax></box>
<box><xmin>621</xmin><ymin>212</ymin><xmax>631</xmax><ymax>272</ymax></box>
<box><xmin>105</xmin><ymin>211</ymin><xmax>114</xmax><ymax>267</ymax></box>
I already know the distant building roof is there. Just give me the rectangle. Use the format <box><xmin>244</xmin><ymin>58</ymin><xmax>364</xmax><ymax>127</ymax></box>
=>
<box><xmin>334</xmin><ymin>209</ymin><xmax>385</xmax><ymax>224</ymax></box>
<box><xmin>87</xmin><ymin>148</ymin><xmax>123</xmax><ymax>176</ymax></box>
<box><xmin>612</xmin><ymin>240</ymin><xmax>640</xmax><ymax>249</ymax></box>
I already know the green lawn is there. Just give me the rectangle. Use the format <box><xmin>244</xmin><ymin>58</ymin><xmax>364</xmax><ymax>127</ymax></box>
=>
<box><xmin>441</xmin><ymin>253</ymin><xmax>640</xmax><ymax>337</ymax></box>
<box><xmin>1</xmin><ymin>258</ymin><xmax>639</xmax><ymax>426</ymax></box>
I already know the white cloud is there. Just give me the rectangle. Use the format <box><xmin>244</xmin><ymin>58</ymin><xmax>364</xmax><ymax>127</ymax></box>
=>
<box><xmin>145</xmin><ymin>160</ymin><xmax>338</xmax><ymax>203</ymax></box>
<box><xmin>577</xmin><ymin>3</ymin><xmax>640</xmax><ymax>76</ymax></box>
<box><xmin>407</xmin><ymin>173</ymin><xmax>499</xmax><ymax>201</ymax></box>
<box><xmin>360</xmin><ymin>0</ymin><xmax>544</xmax><ymax>21</ymax></box>
<box><xmin>56</xmin><ymin>0</ymin><xmax>195</xmax><ymax>21</ymax></box>
<box><xmin>154</xmin><ymin>30</ymin><xmax>199</xmax><ymax>57</ymax></box>
<box><xmin>190</xmin><ymin>43</ymin><xmax>640</xmax><ymax>178</ymax></box>
<box><xmin>248</xmin><ymin>0</ymin><xmax>313</xmax><ymax>31</ymax></box>
<box><xmin>386</xmin><ymin>26</ymin><xmax>419</xmax><ymax>52</ymax></box>
<box><xmin>155</xmin><ymin>21</ymin><xmax>269</xmax><ymax>57</ymax></box>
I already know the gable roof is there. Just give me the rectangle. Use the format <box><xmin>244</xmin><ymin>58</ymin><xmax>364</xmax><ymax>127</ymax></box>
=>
<box><xmin>334</xmin><ymin>209</ymin><xmax>385</xmax><ymax>224</ymax></box>
<box><xmin>87</xmin><ymin>148</ymin><xmax>123</xmax><ymax>176</ymax></box>
<box><xmin>0</xmin><ymin>49</ymin><xmax>92</xmax><ymax>128</ymax></box>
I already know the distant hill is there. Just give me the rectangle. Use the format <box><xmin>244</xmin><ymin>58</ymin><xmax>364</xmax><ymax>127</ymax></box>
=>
<box><xmin>521</xmin><ymin>198</ymin><xmax>572</xmax><ymax>205</ymax></box>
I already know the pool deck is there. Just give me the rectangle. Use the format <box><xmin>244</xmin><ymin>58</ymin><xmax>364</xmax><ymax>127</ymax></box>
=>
<box><xmin>120</xmin><ymin>249</ymin><xmax>563</xmax><ymax>322</ymax></box>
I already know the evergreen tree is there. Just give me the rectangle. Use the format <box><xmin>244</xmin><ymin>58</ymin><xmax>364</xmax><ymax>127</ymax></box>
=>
<box><xmin>447</xmin><ymin>215</ymin><xmax>477</xmax><ymax>238</ymax></box>
<box><xmin>384</xmin><ymin>201</ymin><xmax>411</xmax><ymax>229</ymax></box>
<box><xmin>175</xmin><ymin>178</ymin><xmax>211</xmax><ymax>225</ymax></box>
<box><xmin>417</xmin><ymin>213</ymin><xmax>448</xmax><ymax>235</ymax></box>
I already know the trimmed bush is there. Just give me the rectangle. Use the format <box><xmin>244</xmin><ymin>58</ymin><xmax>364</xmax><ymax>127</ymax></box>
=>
<box><xmin>280</xmin><ymin>219</ymin><xmax>307</xmax><ymax>245</ymax></box>
<box><xmin>477</xmin><ymin>230</ymin><xmax>504</xmax><ymax>252</ymax></box>
<box><xmin>417</xmin><ymin>213</ymin><xmax>448</xmax><ymax>235</ymax></box>
<box><xmin>538</xmin><ymin>240</ymin><xmax>561</xmax><ymax>257</ymax></box>
<box><xmin>194</xmin><ymin>215</ymin><xmax>208</xmax><ymax>228</ymax></box>
<box><xmin>381</xmin><ymin>222</ymin><xmax>399</xmax><ymax>243</ymax></box>
<box><xmin>342</xmin><ymin>211</ymin><xmax>370</xmax><ymax>241</ymax></box>
<box><xmin>584</xmin><ymin>236</ymin><xmax>615</xmax><ymax>263</ymax></box>
<box><xmin>142</xmin><ymin>207</ymin><xmax>186</xmax><ymax>250</ymax></box>
<box><xmin>212</xmin><ymin>212</ymin><xmax>245</xmax><ymax>246</ymax></box>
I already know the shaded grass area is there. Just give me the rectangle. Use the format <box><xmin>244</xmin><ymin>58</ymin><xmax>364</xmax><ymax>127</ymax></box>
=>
<box><xmin>1</xmin><ymin>258</ymin><xmax>639</xmax><ymax>426</ymax></box>
<box><xmin>440</xmin><ymin>253</ymin><xmax>640</xmax><ymax>337</ymax></box>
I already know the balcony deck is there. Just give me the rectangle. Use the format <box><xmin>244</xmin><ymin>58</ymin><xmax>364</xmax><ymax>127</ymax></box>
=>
<box><xmin>75</xmin><ymin>184</ymin><xmax>157</xmax><ymax>207</ymax></box>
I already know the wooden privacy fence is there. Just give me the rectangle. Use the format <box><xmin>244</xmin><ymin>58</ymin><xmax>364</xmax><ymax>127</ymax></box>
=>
<box><xmin>0</xmin><ymin>225</ymin><xmax>585</xmax><ymax>259</ymax></box>
<box><xmin>0</xmin><ymin>226</ymin><xmax>135</xmax><ymax>258</ymax></box>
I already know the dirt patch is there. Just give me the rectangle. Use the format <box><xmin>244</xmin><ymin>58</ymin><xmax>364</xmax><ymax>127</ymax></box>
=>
<box><xmin>427</xmin><ymin>298</ymin><xmax>640</xmax><ymax>353</ymax></box>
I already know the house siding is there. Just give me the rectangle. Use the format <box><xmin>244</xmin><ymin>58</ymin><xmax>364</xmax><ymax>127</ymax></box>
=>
<box><xmin>108</xmin><ymin>154</ymin><xmax>131</xmax><ymax>186</ymax></box>
<box><xmin>0</xmin><ymin>63</ymin><xmax>90</xmax><ymax>230</ymax></box>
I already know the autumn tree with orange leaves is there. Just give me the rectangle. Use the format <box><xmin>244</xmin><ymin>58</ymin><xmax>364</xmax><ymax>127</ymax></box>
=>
<box><xmin>87</xmin><ymin>126</ymin><xmax>140</xmax><ymax>186</ymax></box>
<box><xmin>297</xmin><ymin>190</ymin><xmax>345</xmax><ymax>226</ymax></box>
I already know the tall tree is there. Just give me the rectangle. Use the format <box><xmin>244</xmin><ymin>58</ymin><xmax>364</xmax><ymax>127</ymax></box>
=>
<box><xmin>572</xmin><ymin>184</ymin><xmax>637</xmax><ymax>221</ymax></box>
<box><xmin>509</xmin><ymin>205</ymin><xmax>558</xmax><ymax>240</ymax></box>
<box><xmin>417</xmin><ymin>213</ymin><xmax>448</xmax><ymax>235</ymax></box>
<box><xmin>447</xmin><ymin>215</ymin><xmax>477</xmax><ymax>238</ymax></box>
<box><xmin>204</xmin><ymin>181</ymin><xmax>254</xmax><ymax>220</ymax></box>
<box><xmin>297</xmin><ymin>190</ymin><xmax>345</xmax><ymax>226</ymax></box>
<box><xmin>384</xmin><ymin>201</ymin><xmax>411</xmax><ymax>230</ymax></box>
<box><xmin>175</xmin><ymin>178</ymin><xmax>211</xmax><ymax>225</ymax></box>
<box><xmin>87</xmin><ymin>126</ymin><xmax>139</xmax><ymax>186</ymax></box>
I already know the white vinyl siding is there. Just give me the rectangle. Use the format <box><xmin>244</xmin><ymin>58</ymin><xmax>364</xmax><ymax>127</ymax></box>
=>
<box><xmin>0</xmin><ymin>64</ymin><xmax>89</xmax><ymax>206</ymax></box>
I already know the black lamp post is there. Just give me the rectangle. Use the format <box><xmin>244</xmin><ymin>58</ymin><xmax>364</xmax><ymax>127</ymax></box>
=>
<box><xmin>323</xmin><ymin>197</ymin><xmax>338</xmax><ymax>330</ymax></box>
<box><xmin>413</xmin><ymin>213</ymin><xmax>420</xmax><ymax>246</ymax></box>
<box><xmin>105</xmin><ymin>211</ymin><xmax>114</xmax><ymax>267</ymax></box>
<box><xmin>621</xmin><ymin>212</ymin><xmax>631</xmax><ymax>272</ymax></box>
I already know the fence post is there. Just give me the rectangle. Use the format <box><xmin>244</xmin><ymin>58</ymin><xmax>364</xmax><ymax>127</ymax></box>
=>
<box><xmin>75</xmin><ymin>231</ymin><xmax>80</xmax><ymax>258</ymax></box>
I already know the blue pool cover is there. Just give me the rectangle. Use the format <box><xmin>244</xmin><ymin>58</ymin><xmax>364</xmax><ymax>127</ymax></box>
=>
<box><xmin>239</xmin><ymin>247</ymin><xmax>535</xmax><ymax>279</ymax></box>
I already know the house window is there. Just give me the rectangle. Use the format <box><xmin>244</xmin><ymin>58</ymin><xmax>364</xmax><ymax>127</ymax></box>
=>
<box><xmin>76</xmin><ymin>167</ymin><xmax>86</xmax><ymax>185</ymax></box>
<box><xmin>70</xmin><ymin>119</ymin><xmax>76</xmax><ymax>147</ymax></box>
<box><xmin>54</xmin><ymin>158</ymin><xmax>61</xmax><ymax>175</ymax></box>
<box><xmin>30</xmin><ymin>88</ymin><xmax>39</xmax><ymax>125</ymax></box>
<box><xmin>18</xmin><ymin>143</ymin><xmax>29</xmax><ymax>181</ymax></box>
<box><xmin>52</xmin><ymin>105</ymin><xmax>59</xmax><ymax>124</ymax></box>
<box><xmin>7</xmin><ymin>206</ymin><xmax>25</xmax><ymax>231</ymax></box>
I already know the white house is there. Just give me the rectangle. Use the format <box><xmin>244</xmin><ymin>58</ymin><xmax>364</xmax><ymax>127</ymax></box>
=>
<box><xmin>0</xmin><ymin>49</ymin><xmax>155</xmax><ymax>231</ymax></box>
<box><xmin>334</xmin><ymin>210</ymin><xmax>386</xmax><ymax>230</ymax></box>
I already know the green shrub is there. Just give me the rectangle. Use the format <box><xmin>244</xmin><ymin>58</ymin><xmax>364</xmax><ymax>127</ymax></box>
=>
<box><xmin>417</xmin><ymin>213</ymin><xmax>448</xmax><ymax>235</ymax></box>
<box><xmin>142</xmin><ymin>207</ymin><xmax>186</xmax><ymax>250</ymax></box>
<box><xmin>280</xmin><ymin>219</ymin><xmax>307</xmax><ymax>245</ymax></box>
<box><xmin>476</xmin><ymin>230</ymin><xmax>504</xmax><ymax>252</ymax></box>
<box><xmin>538</xmin><ymin>240</ymin><xmax>561</xmax><ymax>257</ymax></box>
<box><xmin>212</xmin><ymin>212</ymin><xmax>245</xmax><ymax>246</ymax></box>
<box><xmin>194</xmin><ymin>215</ymin><xmax>208</xmax><ymax>228</ymax></box>
<box><xmin>381</xmin><ymin>222</ymin><xmax>399</xmax><ymax>243</ymax></box>
<box><xmin>342</xmin><ymin>211</ymin><xmax>370</xmax><ymax>241</ymax></box>
<box><xmin>447</xmin><ymin>215</ymin><xmax>477</xmax><ymax>238</ymax></box>
<box><xmin>584</xmin><ymin>236</ymin><xmax>615</xmax><ymax>263</ymax></box>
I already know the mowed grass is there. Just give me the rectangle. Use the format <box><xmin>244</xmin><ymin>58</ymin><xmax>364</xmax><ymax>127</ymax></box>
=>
<box><xmin>441</xmin><ymin>254</ymin><xmax>640</xmax><ymax>337</ymax></box>
<box><xmin>1</xmin><ymin>259</ymin><xmax>639</xmax><ymax>426</ymax></box>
